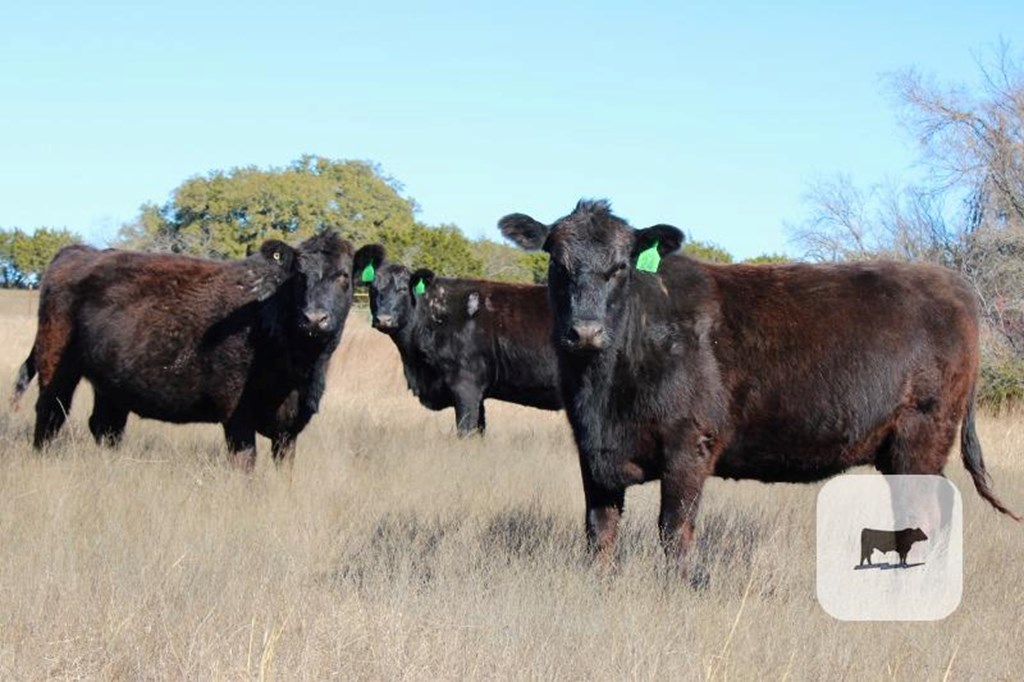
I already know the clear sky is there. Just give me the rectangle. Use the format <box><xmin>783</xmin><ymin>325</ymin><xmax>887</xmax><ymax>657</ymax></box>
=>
<box><xmin>1</xmin><ymin>1</ymin><xmax>1020</xmax><ymax>259</ymax></box>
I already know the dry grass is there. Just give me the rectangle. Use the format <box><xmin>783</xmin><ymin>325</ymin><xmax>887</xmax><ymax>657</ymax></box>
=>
<box><xmin>0</xmin><ymin>289</ymin><xmax>1021</xmax><ymax>680</ymax></box>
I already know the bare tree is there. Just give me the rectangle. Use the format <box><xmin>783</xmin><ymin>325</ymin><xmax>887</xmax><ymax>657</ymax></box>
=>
<box><xmin>792</xmin><ymin>42</ymin><xmax>1024</xmax><ymax>359</ymax></box>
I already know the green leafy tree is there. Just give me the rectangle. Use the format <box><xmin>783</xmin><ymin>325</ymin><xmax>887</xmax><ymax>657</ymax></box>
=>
<box><xmin>119</xmin><ymin>155</ymin><xmax>418</xmax><ymax>258</ymax></box>
<box><xmin>683</xmin><ymin>239</ymin><xmax>733</xmax><ymax>263</ymax></box>
<box><xmin>474</xmin><ymin>239</ymin><xmax>550</xmax><ymax>283</ymax></box>
<box><xmin>0</xmin><ymin>227</ymin><xmax>80</xmax><ymax>288</ymax></box>
<box><xmin>743</xmin><ymin>253</ymin><xmax>790</xmax><ymax>264</ymax></box>
<box><xmin>379</xmin><ymin>223</ymin><xmax>483</xmax><ymax>277</ymax></box>
<box><xmin>523</xmin><ymin>252</ymin><xmax>550</xmax><ymax>284</ymax></box>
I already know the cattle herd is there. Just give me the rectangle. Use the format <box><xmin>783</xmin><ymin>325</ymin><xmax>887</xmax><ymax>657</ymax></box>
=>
<box><xmin>10</xmin><ymin>199</ymin><xmax>1020</xmax><ymax>569</ymax></box>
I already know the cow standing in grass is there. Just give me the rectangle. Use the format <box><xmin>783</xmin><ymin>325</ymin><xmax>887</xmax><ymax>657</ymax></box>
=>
<box><xmin>353</xmin><ymin>244</ymin><xmax>560</xmax><ymax>436</ymax></box>
<box><xmin>500</xmin><ymin>199</ymin><xmax>1019</xmax><ymax>568</ymax></box>
<box><xmin>13</xmin><ymin>231</ymin><xmax>355</xmax><ymax>469</ymax></box>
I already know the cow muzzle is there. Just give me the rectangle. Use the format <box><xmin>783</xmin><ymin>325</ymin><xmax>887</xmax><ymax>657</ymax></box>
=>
<box><xmin>302</xmin><ymin>310</ymin><xmax>333</xmax><ymax>335</ymax></box>
<box><xmin>373</xmin><ymin>314</ymin><xmax>397</xmax><ymax>331</ymax></box>
<box><xmin>563</xmin><ymin>320</ymin><xmax>607</xmax><ymax>352</ymax></box>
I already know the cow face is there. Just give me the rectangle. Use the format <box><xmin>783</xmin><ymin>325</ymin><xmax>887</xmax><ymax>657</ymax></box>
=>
<box><xmin>500</xmin><ymin>199</ymin><xmax>683</xmax><ymax>353</ymax></box>
<box><xmin>291</xmin><ymin>231</ymin><xmax>354</xmax><ymax>339</ymax></box>
<box><xmin>911</xmin><ymin>527</ymin><xmax>928</xmax><ymax>542</ymax></box>
<box><xmin>353</xmin><ymin>244</ymin><xmax>414</xmax><ymax>333</ymax></box>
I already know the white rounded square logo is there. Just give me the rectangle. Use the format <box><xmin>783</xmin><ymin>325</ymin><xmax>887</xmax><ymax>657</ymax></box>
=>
<box><xmin>816</xmin><ymin>475</ymin><xmax>962</xmax><ymax>621</ymax></box>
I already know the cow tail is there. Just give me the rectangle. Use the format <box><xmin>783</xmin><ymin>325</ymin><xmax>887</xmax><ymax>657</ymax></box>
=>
<box><xmin>961</xmin><ymin>389</ymin><xmax>1022</xmax><ymax>521</ymax></box>
<box><xmin>10</xmin><ymin>348</ymin><xmax>36</xmax><ymax>410</ymax></box>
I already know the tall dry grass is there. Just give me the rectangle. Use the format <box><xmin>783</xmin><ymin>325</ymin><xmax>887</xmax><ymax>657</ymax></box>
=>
<box><xmin>0</xmin><ymin>289</ymin><xmax>1021</xmax><ymax>680</ymax></box>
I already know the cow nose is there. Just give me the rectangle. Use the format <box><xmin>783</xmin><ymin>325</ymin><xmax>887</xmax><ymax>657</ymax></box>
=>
<box><xmin>374</xmin><ymin>314</ymin><xmax>394</xmax><ymax>329</ymax></box>
<box><xmin>304</xmin><ymin>310</ymin><xmax>330</xmax><ymax>331</ymax></box>
<box><xmin>568</xmin><ymin>321</ymin><xmax>606</xmax><ymax>350</ymax></box>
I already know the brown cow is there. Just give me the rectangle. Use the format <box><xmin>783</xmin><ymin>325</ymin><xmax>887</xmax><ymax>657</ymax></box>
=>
<box><xmin>12</xmin><ymin>232</ymin><xmax>354</xmax><ymax>468</ymax></box>
<box><xmin>500</xmin><ymin>199</ymin><xmax>1019</xmax><ymax>570</ymax></box>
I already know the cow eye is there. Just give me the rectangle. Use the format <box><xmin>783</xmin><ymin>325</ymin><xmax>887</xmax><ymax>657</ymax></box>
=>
<box><xmin>605</xmin><ymin>261</ymin><xmax>628</xmax><ymax>280</ymax></box>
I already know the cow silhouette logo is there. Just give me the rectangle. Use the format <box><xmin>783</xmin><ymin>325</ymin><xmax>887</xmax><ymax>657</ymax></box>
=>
<box><xmin>817</xmin><ymin>475</ymin><xmax>963</xmax><ymax>621</ymax></box>
<box><xmin>857</xmin><ymin>527</ymin><xmax>928</xmax><ymax>569</ymax></box>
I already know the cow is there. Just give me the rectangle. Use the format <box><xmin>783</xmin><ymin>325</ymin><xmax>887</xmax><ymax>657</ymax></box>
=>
<box><xmin>352</xmin><ymin>244</ymin><xmax>560</xmax><ymax>436</ymax></box>
<box><xmin>860</xmin><ymin>527</ymin><xmax>928</xmax><ymax>567</ymax></box>
<box><xmin>499</xmin><ymin>199</ymin><xmax>1020</xmax><ymax>570</ymax></box>
<box><xmin>12</xmin><ymin>231</ymin><xmax>355</xmax><ymax>469</ymax></box>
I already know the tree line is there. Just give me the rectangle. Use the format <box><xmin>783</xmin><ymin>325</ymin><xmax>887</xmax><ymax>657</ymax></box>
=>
<box><xmin>5</xmin><ymin>45</ymin><xmax>1022</xmax><ymax>407</ymax></box>
<box><xmin>2</xmin><ymin>156</ymin><xmax>773</xmax><ymax>290</ymax></box>
<box><xmin>0</xmin><ymin>228</ymin><xmax>79</xmax><ymax>288</ymax></box>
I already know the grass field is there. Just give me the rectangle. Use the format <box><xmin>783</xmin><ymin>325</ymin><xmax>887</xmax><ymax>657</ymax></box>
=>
<box><xmin>0</xmin><ymin>289</ymin><xmax>1021</xmax><ymax>680</ymax></box>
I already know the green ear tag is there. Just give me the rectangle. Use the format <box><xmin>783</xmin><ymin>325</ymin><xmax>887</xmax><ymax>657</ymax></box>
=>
<box><xmin>360</xmin><ymin>262</ymin><xmax>375</xmax><ymax>283</ymax></box>
<box><xmin>413</xmin><ymin>278</ymin><xmax>427</xmax><ymax>296</ymax></box>
<box><xmin>636</xmin><ymin>241</ymin><xmax>661</xmax><ymax>273</ymax></box>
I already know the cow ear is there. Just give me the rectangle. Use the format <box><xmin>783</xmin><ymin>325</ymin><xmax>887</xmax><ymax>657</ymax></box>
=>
<box><xmin>409</xmin><ymin>268</ymin><xmax>435</xmax><ymax>301</ymax></box>
<box><xmin>353</xmin><ymin>244</ymin><xmax>385</xmax><ymax>286</ymax></box>
<box><xmin>632</xmin><ymin>224</ymin><xmax>684</xmax><ymax>273</ymax></box>
<box><xmin>466</xmin><ymin>292</ymin><xmax>480</xmax><ymax>318</ymax></box>
<box><xmin>499</xmin><ymin>213</ymin><xmax>551</xmax><ymax>251</ymax></box>
<box><xmin>259</xmin><ymin>240</ymin><xmax>296</xmax><ymax>271</ymax></box>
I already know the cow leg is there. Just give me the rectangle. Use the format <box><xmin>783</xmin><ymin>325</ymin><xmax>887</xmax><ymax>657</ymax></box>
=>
<box><xmin>89</xmin><ymin>392</ymin><xmax>129</xmax><ymax>447</ymax></box>
<box><xmin>581</xmin><ymin>470</ymin><xmax>626</xmax><ymax>569</ymax></box>
<box><xmin>223</xmin><ymin>419</ymin><xmax>257</xmax><ymax>472</ymax></box>
<box><xmin>878</xmin><ymin>409</ymin><xmax>955</xmax><ymax>477</ymax></box>
<box><xmin>271</xmin><ymin>433</ymin><xmax>296</xmax><ymax>466</ymax></box>
<box><xmin>33</xmin><ymin>364</ymin><xmax>81</xmax><ymax>449</ymax></box>
<box><xmin>877</xmin><ymin>411</ymin><xmax>955</xmax><ymax>540</ymax></box>
<box><xmin>659</xmin><ymin>447</ymin><xmax>713</xmax><ymax>572</ymax></box>
<box><xmin>453</xmin><ymin>385</ymin><xmax>485</xmax><ymax>437</ymax></box>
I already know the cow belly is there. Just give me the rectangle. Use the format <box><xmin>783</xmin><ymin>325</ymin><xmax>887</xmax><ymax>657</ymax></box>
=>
<box><xmin>714</xmin><ymin>440</ymin><xmax>876</xmax><ymax>483</ymax></box>
<box><xmin>713</xmin><ymin>414</ymin><xmax>890</xmax><ymax>483</ymax></box>
<box><xmin>85</xmin><ymin>374</ymin><xmax>233</xmax><ymax>424</ymax></box>
<box><xmin>488</xmin><ymin>384</ymin><xmax>561</xmax><ymax>410</ymax></box>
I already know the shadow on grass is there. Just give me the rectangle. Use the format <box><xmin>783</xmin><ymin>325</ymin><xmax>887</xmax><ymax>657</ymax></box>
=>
<box><xmin>853</xmin><ymin>562</ymin><xmax>925</xmax><ymax>570</ymax></box>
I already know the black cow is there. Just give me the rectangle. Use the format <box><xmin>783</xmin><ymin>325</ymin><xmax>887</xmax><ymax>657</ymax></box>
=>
<box><xmin>352</xmin><ymin>244</ymin><xmax>560</xmax><ymax>436</ymax></box>
<box><xmin>12</xmin><ymin>231</ymin><xmax>355</xmax><ymax>469</ymax></box>
<box><xmin>500</xmin><ymin>199</ymin><xmax>1019</xmax><ymax>568</ymax></box>
<box><xmin>860</xmin><ymin>527</ymin><xmax>929</xmax><ymax>567</ymax></box>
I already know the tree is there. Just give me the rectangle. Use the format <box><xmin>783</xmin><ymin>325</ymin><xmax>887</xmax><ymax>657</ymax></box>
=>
<box><xmin>119</xmin><ymin>156</ymin><xmax>418</xmax><ymax>258</ymax></box>
<box><xmin>744</xmin><ymin>253</ymin><xmax>790</xmax><ymax>264</ymax></box>
<box><xmin>0</xmin><ymin>227</ymin><xmax>80</xmax><ymax>288</ymax></box>
<box><xmin>791</xmin><ymin>43</ymin><xmax>1024</xmax><ymax>357</ymax></box>
<box><xmin>683</xmin><ymin>239</ymin><xmax>733</xmax><ymax>263</ymax></box>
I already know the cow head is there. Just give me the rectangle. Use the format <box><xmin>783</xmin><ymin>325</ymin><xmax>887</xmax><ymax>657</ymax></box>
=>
<box><xmin>911</xmin><ymin>527</ymin><xmax>928</xmax><ymax>542</ymax></box>
<box><xmin>408</xmin><ymin>268</ymin><xmax>445</xmax><ymax>324</ymax></box>
<box><xmin>252</xmin><ymin>239</ymin><xmax>298</xmax><ymax>300</ymax></box>
<box><xmin>288</xmin><ymin>230</ymin><xmax>354</xmax><ymax>340</ymax></box>
<box><xmin>406</xmin><ymin>269</ymin><xmax>482</xmax><ymax>325</ymax></box>
<box><xmin>499</xmin><ymin>199</ymin><xmax>683</xmax><ymax>353</ymax></box>
<box><xmin>353</xmin><ymin>244</ymin><xmax>415</xmax><ymax>334</ymax></box>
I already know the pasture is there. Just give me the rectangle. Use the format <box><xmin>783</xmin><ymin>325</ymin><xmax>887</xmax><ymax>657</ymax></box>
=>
<box><xmin>0</xmin><ymin>289</ymin><xmax>1021</xmax><ymax>679</ymax></box>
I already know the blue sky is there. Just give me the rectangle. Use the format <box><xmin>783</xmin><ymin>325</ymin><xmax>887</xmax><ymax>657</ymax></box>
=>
<box><xmin>1</xmin><ymin>1</ymin><xmax>1020</xmax><ymax>259</ymax></box>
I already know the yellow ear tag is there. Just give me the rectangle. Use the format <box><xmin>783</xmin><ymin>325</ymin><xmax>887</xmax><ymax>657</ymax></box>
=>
<box><xmin>636</xmin><ymin>241</ymin><xmax>660</xmax><ymax>273</ymax></box>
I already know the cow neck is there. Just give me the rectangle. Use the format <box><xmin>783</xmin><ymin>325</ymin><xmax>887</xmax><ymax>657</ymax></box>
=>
<box><xmin>389</xmin><ymin>315</ymin><xmax>418</xmax><ymax>363</ymax></box>
<box><xmin>605</xmin><ymin>273</ymin><xmax>660</xmax><ymax>374</ymax></box>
